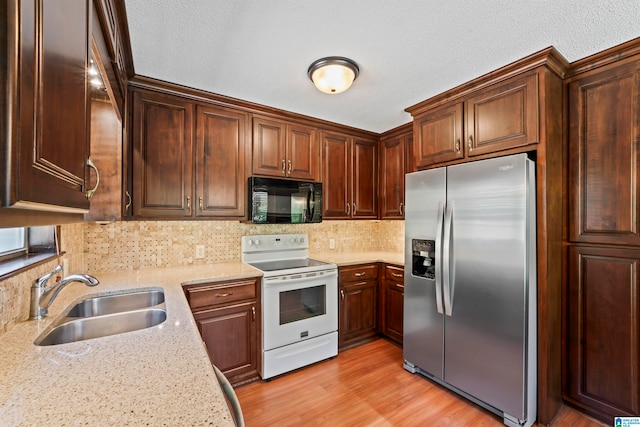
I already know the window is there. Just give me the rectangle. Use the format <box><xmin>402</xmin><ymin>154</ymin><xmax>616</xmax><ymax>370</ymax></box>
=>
<box><xmin>0</xmin><ymin>227</ymin><xmax>27</xmax><ymax>261</ymax></box>
<box><xmin>0</xmin><ymin>226</ymin><xmax>58</xmax><ymax>278</ymax></box>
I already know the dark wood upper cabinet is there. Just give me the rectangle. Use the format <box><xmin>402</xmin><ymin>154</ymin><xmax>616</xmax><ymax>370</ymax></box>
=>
<box><xmin>413</xmin><ymin>102</ymin><xmax>464</xmax><ymax>168</ymax></box>
<box><xmin>252</xmin><ymin>116</ymin><xmax>319</xmax><ymax>181</ymax></box>
<box><xmin>409</xmin><ymin>70</ymin><xmax>540</xmax><ymax>169</ymax></box>
<box><xmin>379</xmin><ymin>129</ymin><xmax>411</xmax><ymax>219</ymax></box>
<box><xmin>321</xmin><ymin>131</ymin><xmax>351</xmax><ymax>218</ymax></box>
<box><xmin>287</xmin><ymin>122</ymin><xmax>319</xmax><ymax>180</ymax></box>
<box><xmin>131</xmin><ymin>90</ymin><xmax>194</xmax><ymax>218</ymax></box>
<box><xmin>2</xmin><ymin>0</ymin><xmax>91</xmax><ymax>212</ymax></box>
<box><xmin>568</xmin><ymin>59</ymin><xmax>640</xmax><ymax>245</ymax></box>
<box><xmin>196</xmin><ymin>105</ymin><xmax>249</xmax><ymax>217</ymax></box>
<box><xmin>130</xmin><ymin>88</ymin><xmax>249</xmax><ymax>219</ymax></box>
<box><xmin>352</xmin><ymin>138</ymin><xmax>378</xmax><ymax>218</ymax></box>
<box><xmin>321</xmin><ymin>131</ymin><xmax>377</xmax><ymax>219</ymax></box>
<box><xmin>566</xmin><ymin>245</ymin><xmax>640</xmax><ymax>420</ymax></box>
<box><xmin>465</xmin><ymin>73</ymin><xmax>538</xmax><ymax>156</ymax></box>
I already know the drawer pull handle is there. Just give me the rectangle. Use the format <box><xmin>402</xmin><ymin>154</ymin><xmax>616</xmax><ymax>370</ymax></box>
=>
<box><xmin>397</xmin><ymin>284</ymin><xmax>405</xmax><ymax>289</ymax></box>
<box><xmin>215</xmin><ymin>292</ymin><xmax>232</xmax><ymax>298</ymax></box>
<box><xmin>392</xmin><ymin>273</ymin><xmax>402</xmax><ymax>277</ymax></box>
<box><xmin>252</xmin><ymin>306</ymin><xmax>256</xmax><ymax>321</ymax></box>
<box><xmin>354</xmin><ymin>272</ymin><xmax>366</xmax><ymax>277</ymax></box>
<box><xmin>468</xmin><ymin>135</ymin><xmax>473</xmax><ymax>152</ymax></box>
<box><xmin>281</xmin><ymin>159</ymin><xmax>286</xmax><ymax>174</ymax></box>
<box><xmin>340</xmin><ymin>289</ymin><xmax>345</xmax><ymax>300</ymax></box>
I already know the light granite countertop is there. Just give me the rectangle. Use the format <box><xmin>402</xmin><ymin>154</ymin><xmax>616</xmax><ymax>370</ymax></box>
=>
<box><xmin>0</xmin><ymin>252</ymin><xmax>403</xmax><ymax>426</ymax></box>
<box><xmin>0</xmin><ymin>262</ymin><xmax>261</xmax><ymax>427</ymax></box>
<box><xmin>312</xmin><ymin>251</ymin><xmax>404</xmax><ymax>267</ymax></box>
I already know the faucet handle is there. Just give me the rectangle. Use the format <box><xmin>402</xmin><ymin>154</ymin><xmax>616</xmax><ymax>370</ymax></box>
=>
<box><xmin>34</xmin><ymin>265</ymin><xmax>63</xmax><ymax>288</ymax></box>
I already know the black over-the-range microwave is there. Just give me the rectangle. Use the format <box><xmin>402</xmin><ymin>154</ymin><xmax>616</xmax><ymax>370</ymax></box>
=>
<box><xmin>248</xmin><ymin>177</ymin><xmax>322</xmax><ymax>224</ymax></box>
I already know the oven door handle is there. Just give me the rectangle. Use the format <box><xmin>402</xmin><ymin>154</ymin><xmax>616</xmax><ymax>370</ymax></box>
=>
<box><xmin>263</xmin><ymin>270</ymin><xmax>337</xmax><ymax>286</ymax></box>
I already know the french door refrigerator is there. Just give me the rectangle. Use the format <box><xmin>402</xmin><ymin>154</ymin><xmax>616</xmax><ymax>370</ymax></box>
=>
<box><xmin>403</xmin><ymin>153</ymin><xmax>537</xmax><ymax>427</ymax></box>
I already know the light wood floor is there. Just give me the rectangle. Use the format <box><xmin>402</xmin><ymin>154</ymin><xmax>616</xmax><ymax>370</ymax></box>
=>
<box><xmin>235</xmin><ymin>339</ymin><xmax>606</xmax><ymax>427</ymax></box>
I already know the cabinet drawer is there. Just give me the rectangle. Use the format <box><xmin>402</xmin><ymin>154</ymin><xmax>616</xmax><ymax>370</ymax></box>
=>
<box><xmin>184</xmin><ymin>278</ymin><xmax>258</xmax><ymax>310</ymax></box>
<box><xmin>339</xmin><ymin>264</ymin><xmax>379</xmax><ymax>282</ymax></box>
<box><xmin>384</xmin><ymin>264</ymin><xmax>404</xmax><ymax>281</ymax></box>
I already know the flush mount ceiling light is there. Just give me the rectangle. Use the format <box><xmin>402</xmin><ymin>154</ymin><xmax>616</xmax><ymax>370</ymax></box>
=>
<box><xmin>307</xmin><ymin>56</ymin><xmax>359</xmax><ymax>94</ymax></box>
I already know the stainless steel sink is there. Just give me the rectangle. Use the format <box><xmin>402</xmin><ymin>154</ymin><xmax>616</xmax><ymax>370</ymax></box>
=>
<box><xmin>34</xmin><ymin>288</ymin><xmax>167</xmax><ymax>346</ymax></box>
<box><xmin>65</xmin><ymin>289</ymin><xmax>165</xmax><ymax>317</ymax></box>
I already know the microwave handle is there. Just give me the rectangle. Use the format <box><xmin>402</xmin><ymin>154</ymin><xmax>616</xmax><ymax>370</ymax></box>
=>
<box><xmin>307</xmin><ymin>186</ymin><xmax>315</xmax><ymax>221</ymax></box>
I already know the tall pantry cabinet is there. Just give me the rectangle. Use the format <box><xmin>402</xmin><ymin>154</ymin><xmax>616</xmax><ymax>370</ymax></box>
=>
<box><xmin>565</xmin><ymin>39</ymin><xmax>640</xmax><ymax>422</ymax></box>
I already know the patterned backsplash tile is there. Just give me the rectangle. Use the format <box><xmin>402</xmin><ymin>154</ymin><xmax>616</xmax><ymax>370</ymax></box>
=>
<box><xmin>84</xmin><ymin>220</ymin><xmax>403</xmax><ymax>273</ymax></box>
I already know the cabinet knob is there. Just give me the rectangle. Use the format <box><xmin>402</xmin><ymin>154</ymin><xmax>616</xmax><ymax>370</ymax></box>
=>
<box><xmin>85</xmin><ymin>158</ymin><xmax>100</xmax><ymax>200</ymax></box>
<box><xmin>468</xmin><ymin>135</ymin><xmax>473</xmax><ymax>152</ymax></box>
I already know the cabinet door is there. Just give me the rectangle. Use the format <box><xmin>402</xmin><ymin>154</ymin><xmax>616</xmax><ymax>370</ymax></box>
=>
<box><xmin>379</xmin><ymin>135</ymin><xmax>407</xmax><ymax>219</ymax></box>
<box><xmin>569</xmin><ymin>61</ymin><xmax>640</xmax><ymax>245</ymax></box>
<box><xmin>196</xmin><ymin>105</ymin><xmax>248</xmax><ymax>217</ymax></box>
<box><xmin>382</xmin><ymin>264</ymin><xmax>404</xmax><ymax>344</ymax></box>
<box><xmin>413</xmin><ymin>102</ymin><xmax>463</xmax><ymax>168</ymax></box>
<box><xmin>384</xmin><ymin>280</ymin><xmax>404</xmax><ymax>344</ymax></box>
<box><xmin>194</xmin><ymin>302</ymin><xmax>259</xmax><ymax>385</ymax></box>
<box><xmin>10</xmin><ymin>0</ymin><xmax>90</xmax><ymax>210</ymax></box>
<box><xmin>252</xmin><ymin>117</ymin><xmax>286</xmax><ymax>178</ymax></box>
<box><xmin>131</xmin><ymin>90</ymin><xmax>193</xmax><ymax>217</ymax></box>
<box><xmin>465</xmin><ymin>73</ymin><xmax>538</xmax><ymax>156</ymax></box>
<box><xmin>352</xmin><ymin>138</ymin><xmax>378</xmax><ymax>219</ymax></box>
<box><xmin>321</xmin><ymin>131</ymin><xmax>350</xmax><ymax>218</ymax></box>
<box><xmin>567</xmin><ymin>245</ymin><xmax>640</xmax><ymax>420</ymax></box>
<box><xmin>339</xmin><ymin>280</ymin><xmax>378</xmax><ymax>348</ymax></box>
<box><xmin>287</xmin><ymin>123</ymin><xmax>319</xmax><ymax>181</ymax></box>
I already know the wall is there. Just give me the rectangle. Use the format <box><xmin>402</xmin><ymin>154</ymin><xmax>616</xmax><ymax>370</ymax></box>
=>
<box><xmin>0</xmin><ymin>220</ymin><xmax>403</xmax><ymax>336</ymax></box>
<box><xmin>0</xmin><ymin>223</ymin><xmax>84</xmax><ymax>334</ymax></box>
<box><xmin>84</xmin><ymin>220</ymin><xmax>404</xmax><ymax>273</ymax></box>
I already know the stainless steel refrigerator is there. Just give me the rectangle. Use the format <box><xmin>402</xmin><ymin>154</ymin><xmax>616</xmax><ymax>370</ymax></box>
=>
<box><xmin>403</xmin><ymin>153</ymin><xmax>537</xmax><ymax>427</ymax></box>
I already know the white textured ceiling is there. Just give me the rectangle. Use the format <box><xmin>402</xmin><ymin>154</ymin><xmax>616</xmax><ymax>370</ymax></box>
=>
<box><xmin>125</xmin><ymin>0</ymin><xmax>640</xmax><ymax>133</ymax></box>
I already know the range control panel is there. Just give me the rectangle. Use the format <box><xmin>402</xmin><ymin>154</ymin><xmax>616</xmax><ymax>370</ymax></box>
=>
<box><xmin>242</xmin><ymin>234</ymin><xmax>308</xmax><ymax>253</ymax></box>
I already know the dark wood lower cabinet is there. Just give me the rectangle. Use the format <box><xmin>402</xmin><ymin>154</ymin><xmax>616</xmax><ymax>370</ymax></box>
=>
<box><xmin>183</xmin><ymin>277</ymin><xmax>261</xmax><ymax>386</ymax></box>
<box><xmin>193</xmin><ymin>302</ymin><xmax>258</xmax><ymax>384</ymax></box>
<box><xmin>338</xmin><ymin>264</ymin><xmax>379</xmax><ymax>349</ymax></box>
<box><xmin>382</xmin><ymin>264</ymin><xmax>404</xmax><ymax>345</ymax></box>
<box><xmin>566</xmin><ymin>245</ymin><xmax>640</xmax><ymax>421</ymax></box>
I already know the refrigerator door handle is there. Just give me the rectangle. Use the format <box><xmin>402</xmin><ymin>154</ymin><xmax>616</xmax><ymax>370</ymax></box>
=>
<box><xmin>443</xmin><ymin>200</ymin><xmax>454</xmax><ymax>316</ymax></box>
<box><xmin>434</xmin><ymin>201</ymin><xmax>445</xmax><ymax>314</ymax></box>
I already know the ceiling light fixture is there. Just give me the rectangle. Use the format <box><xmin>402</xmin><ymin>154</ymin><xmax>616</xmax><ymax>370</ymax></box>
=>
<box><xmin>307</xmin><ymin>56</ymin><xmax>359</xmax><ymax>94</ymax></box>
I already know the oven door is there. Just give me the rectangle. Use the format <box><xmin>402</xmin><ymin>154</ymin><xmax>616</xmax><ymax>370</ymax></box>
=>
<box><xmin>262</xmin><ymin>269</ymin><xmax>338</xmax><ymax>350</ymax></box>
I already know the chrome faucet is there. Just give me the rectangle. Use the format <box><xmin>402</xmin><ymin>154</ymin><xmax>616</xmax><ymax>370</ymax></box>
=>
<box><xmin>30</xmin><ymin>265</ymin><xmax>99</xmax><ymax>319</ymax></box>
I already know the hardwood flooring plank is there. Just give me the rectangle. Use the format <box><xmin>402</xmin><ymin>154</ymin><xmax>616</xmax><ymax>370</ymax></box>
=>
<box><xmin>235</xmin><ymin>339</ymin><xmax>606</xmax><ymax>427</ymax></box>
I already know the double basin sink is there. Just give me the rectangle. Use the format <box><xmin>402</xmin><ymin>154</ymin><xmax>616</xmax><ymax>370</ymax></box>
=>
<box><xmin>34</xmin><ymin>287</ymin><xmax>167</xmax><ymax>346</ymax></box>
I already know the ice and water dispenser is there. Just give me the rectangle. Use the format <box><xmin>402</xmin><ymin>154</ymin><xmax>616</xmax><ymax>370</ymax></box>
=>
<box><xmin>411</xmin><ymin>239</ymin><xmax>436</xmax><ymax>280</ymax></box>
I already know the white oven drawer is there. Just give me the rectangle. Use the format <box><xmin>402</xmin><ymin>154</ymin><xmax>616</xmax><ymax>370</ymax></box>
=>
<box><xmin>262</xmin><ymin>331</ymin><xmax>338</xmax><ymax>379</ymax></box>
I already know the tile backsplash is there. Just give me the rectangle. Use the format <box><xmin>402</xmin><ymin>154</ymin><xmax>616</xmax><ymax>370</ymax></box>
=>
<box><xmin>0</xmin><ymin>219</ymin><xmax>403</xmax><ymax>336</ymax></box>
<box><xmin>84</xmin><ymin>220</ymin><xmax>404</xmax><ymax>273</ymax></box>
<box><xmin>0</xmin><ymin>223</ymin><xmax>84</xmax><ymax>334</ymax></box>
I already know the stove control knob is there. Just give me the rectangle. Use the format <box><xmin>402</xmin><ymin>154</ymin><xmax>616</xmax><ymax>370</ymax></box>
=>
<box><xmin>254</xmin><ymin>239</ymin><xmax>261</xmax><ymax>245</ymax></box>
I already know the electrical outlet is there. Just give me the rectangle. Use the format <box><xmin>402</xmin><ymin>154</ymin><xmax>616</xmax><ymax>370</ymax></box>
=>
<box><xmin>329</xmin><ymin>239</ymin><xmax>336</xmax><ymax>250</ymax></box>
<box><xmin>195</xmin><ymin>245</ymin><xmax>205</xmax><ymax>259</ymax></box>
